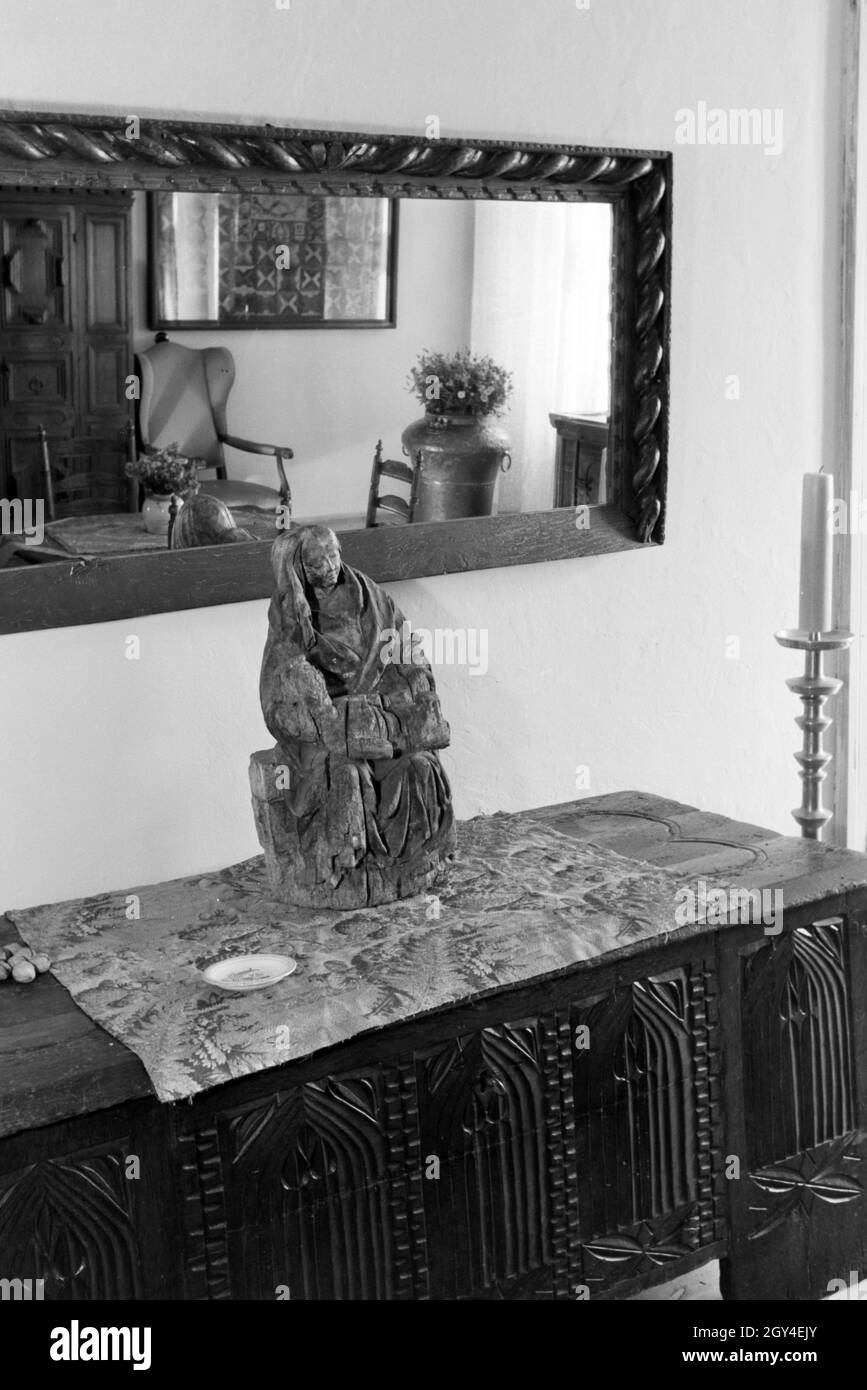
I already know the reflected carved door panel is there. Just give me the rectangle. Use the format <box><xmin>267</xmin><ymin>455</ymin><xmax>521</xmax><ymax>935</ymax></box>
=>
<box><xmin>0</xmin><ymin>194</ymin><xmax>132</xmax><ymax>512</ymax></box>
<box><xmin>1</xmin><ymin>207</ymin><xmax>70</xmax><ymax>329</ymax></box>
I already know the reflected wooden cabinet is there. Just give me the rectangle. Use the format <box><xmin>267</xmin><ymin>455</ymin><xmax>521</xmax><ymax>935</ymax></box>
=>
<box><xmin>0</xmin><ymin>191</ymin><xmax>132</xmax><ymax>513</ymax></box>
<box><xmin>550</xmin><ymin>412</ymin><xmax>610</xmax><ymax>507</ymax></box>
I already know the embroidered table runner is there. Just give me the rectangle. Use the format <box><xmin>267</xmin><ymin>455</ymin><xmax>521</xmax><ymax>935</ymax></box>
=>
<box><xmin>9</xmin><ymin>813</ymin><xmax>685</xmax><ymax>1103</ymax></box>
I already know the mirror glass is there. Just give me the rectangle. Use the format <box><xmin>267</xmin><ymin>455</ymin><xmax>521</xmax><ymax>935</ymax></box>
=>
<box><xmin>0</xmin><ymin>186</ymin><xmax>613</xmax><ymax>562</ymax></box>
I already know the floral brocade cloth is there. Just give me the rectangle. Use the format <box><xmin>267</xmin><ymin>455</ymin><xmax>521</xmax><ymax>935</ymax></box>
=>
<box><xmin>9</xmin><ymin>814</ymin><xmax>685</xmax><ymax>1103</ymax></box>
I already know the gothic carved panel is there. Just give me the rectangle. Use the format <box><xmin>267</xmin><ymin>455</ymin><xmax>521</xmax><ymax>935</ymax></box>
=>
<box><xmin>742</xmin><ymin>920</ymin><xmax>856</xmax><ymax>1168</ymax></box>
<box><xmin>573</xmin><ymin>970</ymin><xmax>698</xmax><ymax>1234</ymax></box>
<box><xmin>0</xmin><ymin>1143</ymin><xmax>142</xmax><ymax>1299</ymax></box>
<box><xmin>568</xmin><ymin>963</ymin><xmax>723</xmax><ymax>1294</ymax></box>
<box><xmin>188</xmin><ymin>1070</ymin><xmax>403</xmax><ymax>1300</ymax></box>
<box><xmin>417</xmin><ymin>1020</ymin><xmax>554</xmax><ymax>1300</ymax></box>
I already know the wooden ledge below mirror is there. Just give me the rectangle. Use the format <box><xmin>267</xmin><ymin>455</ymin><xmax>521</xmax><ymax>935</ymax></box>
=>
<box><xmin>0</xmin><ymin>506</ymin><xmax>644</xmax><ymax>636</ymax></box>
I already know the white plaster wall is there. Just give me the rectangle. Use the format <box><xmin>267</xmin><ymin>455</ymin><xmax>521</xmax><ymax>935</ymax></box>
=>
<box><xmin>0</xmin><ymin>0</ymin><xmax>845</xmax><ymax>908</ymax></box>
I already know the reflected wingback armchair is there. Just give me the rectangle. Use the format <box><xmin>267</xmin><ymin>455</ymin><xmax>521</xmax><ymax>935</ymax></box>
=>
<box><xmin>137</xmin><ymin>335</ymin><xmax>293</xmax><ymax>512</ymax></box>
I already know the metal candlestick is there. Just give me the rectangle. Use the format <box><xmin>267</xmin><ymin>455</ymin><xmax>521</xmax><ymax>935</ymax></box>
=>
<box><xmin>774</xmin><ymin>628</ymin><xmax>854</xmax><ymax>839</ymax></box>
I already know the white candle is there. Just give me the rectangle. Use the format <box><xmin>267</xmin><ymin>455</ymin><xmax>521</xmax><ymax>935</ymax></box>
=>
<box><xmin>798</xmin><ymin>472</ymin><xmax>834</xmax><ymax>634</ymax></box>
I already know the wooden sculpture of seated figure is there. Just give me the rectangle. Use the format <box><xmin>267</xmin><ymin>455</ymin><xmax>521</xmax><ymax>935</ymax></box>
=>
<box><xmin>250</xmin><ymin>525</ymin><xmax>456</xmax><ymax>908</ymax></box>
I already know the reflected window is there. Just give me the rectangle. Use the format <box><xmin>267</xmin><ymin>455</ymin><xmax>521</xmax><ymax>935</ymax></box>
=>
<box><xmin>469</xmin><ymin>201</ymin><xmax>612</xmax><ymax>513</ymax></box>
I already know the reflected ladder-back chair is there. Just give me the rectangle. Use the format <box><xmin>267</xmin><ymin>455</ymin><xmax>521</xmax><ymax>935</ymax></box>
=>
<box><xmin>37</xmin><ymin>423</ymin><xmax>135</xmax><ymax>521</ymax></box>
<box><xmin>365</xmin><ymin>439</ymin><xmax>418</xmax><ymax>527</ymax></box>
<box><xmin>137</xmin><ymin>335</ymin><xmax>293</xmax><ymax>516</ymax></box>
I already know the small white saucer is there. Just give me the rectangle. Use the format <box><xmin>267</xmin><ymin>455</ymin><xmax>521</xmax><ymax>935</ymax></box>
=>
<box><xmin>202</xmin><ymin>954</ymin><xmax>297</xmax><ymax>992</ymax></box>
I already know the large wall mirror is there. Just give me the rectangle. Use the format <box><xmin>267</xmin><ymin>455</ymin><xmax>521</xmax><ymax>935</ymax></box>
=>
<box><xmin>0</xmin><ymin>115</ymin><xmax>671</xmax><ymax>635</ymax></box>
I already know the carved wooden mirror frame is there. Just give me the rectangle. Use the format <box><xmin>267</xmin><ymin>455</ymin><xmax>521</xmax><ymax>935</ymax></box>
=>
<box><xmin>0</xmin><ymin>113</ymin><xmax>671</xmax><ymax>634</ymax></box>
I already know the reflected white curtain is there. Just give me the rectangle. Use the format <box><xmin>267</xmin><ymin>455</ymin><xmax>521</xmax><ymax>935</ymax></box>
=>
<box><xmin>469</xmin><ymin>201</ymin><xmax>612</xmax><ymax>512</ymax></box>
<box><xmin>157</xmin><ymin>194</ymin><xmax>220</xmax><ymax>323</ymax></box>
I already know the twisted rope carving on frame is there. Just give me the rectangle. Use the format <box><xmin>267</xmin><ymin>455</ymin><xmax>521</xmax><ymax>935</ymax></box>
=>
<box><xmin>631</xmin><ymin>169</ymin><xmax>668</xmax><ymax>543</ymax></box>
<box><xmin>0</xmin><ymin>116</ymin><xmax>658</xmax><ymax>191</ymax></box>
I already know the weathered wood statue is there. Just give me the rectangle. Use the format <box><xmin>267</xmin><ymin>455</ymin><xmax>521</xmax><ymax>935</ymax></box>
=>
<box><xmin>250</xmin><ymin>525</ymin><xmax>456</xmax><ymax>908</ymax></box>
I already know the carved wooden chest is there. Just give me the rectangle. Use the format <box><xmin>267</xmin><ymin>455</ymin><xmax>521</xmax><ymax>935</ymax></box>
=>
<box><xmin>2</xmin><ymin>792</ymin><xmax>866</xmax><ymax>1300</ymax></box>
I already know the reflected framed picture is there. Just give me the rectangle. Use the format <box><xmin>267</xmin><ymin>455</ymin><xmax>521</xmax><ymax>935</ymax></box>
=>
<box><xmin>149</xmin><ymin>191</ymin><xmax>398</xmax><ymax>329</ymax></box>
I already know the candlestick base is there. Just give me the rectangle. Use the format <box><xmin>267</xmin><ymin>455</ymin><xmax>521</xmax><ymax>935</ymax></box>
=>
<box><xmin>775</xmin><ymin>628</ymin><xmax>853</xmax><ymax>651</ymax></box>
<box><xmin>774</xmin><ymin>629</ymin><xmax>853</xmax><ymax>840</ymax></box>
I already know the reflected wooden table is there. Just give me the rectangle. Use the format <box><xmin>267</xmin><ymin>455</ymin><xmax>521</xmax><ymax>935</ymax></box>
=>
<box><xmin>42</xmin><ymin>507</ymin><xmax>280</xmax><ymax>556</ymax></box>
<box><xmin>3</xmin><ymin>509</ymin><xmax>368</xmax><ymax>564</ymax></box>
